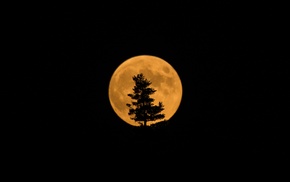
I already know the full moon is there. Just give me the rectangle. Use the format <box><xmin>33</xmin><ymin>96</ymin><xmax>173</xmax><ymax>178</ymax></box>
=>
<box><xmin>108</xmin><ymin>55</ymin><xmax>182</xmax><ymax>126</ymax></box>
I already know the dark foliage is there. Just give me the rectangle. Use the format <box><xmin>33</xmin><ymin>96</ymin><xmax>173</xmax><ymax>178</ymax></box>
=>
<box><xmin>126</xmin><ymin>73</ymin><xmax>165</xmax><ymax>127</ymax></box>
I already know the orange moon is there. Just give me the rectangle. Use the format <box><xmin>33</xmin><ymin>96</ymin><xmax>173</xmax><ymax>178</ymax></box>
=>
<box><xmin>108</xmin><ymin>55</ymin><xmax>183</xmax><ymax>126</ymax></box>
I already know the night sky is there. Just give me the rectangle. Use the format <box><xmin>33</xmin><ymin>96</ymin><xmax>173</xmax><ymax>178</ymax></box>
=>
<box><xmin>16</xmin><ymin>2</ymin><xmax>287</xmax><ymax>168</ymax></box>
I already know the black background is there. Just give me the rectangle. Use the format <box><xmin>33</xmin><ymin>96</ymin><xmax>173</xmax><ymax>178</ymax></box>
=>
<box><xmin>15</xmin><ymin>2</ymin><xmax>288</xmax><ymax>172</ymax></box>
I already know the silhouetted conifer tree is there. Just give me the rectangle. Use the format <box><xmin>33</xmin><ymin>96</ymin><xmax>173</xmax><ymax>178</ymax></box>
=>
<box><xmin>126</xmin><ymin>73</ymin><xmax>165</xmax><ymax>127</ymax></box>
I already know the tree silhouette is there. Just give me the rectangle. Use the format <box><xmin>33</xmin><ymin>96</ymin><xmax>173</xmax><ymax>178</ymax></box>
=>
<box><xmin>126</xmin><ymin>73</ymin><xmax>165</xmax><ymax>127</ymax></box>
